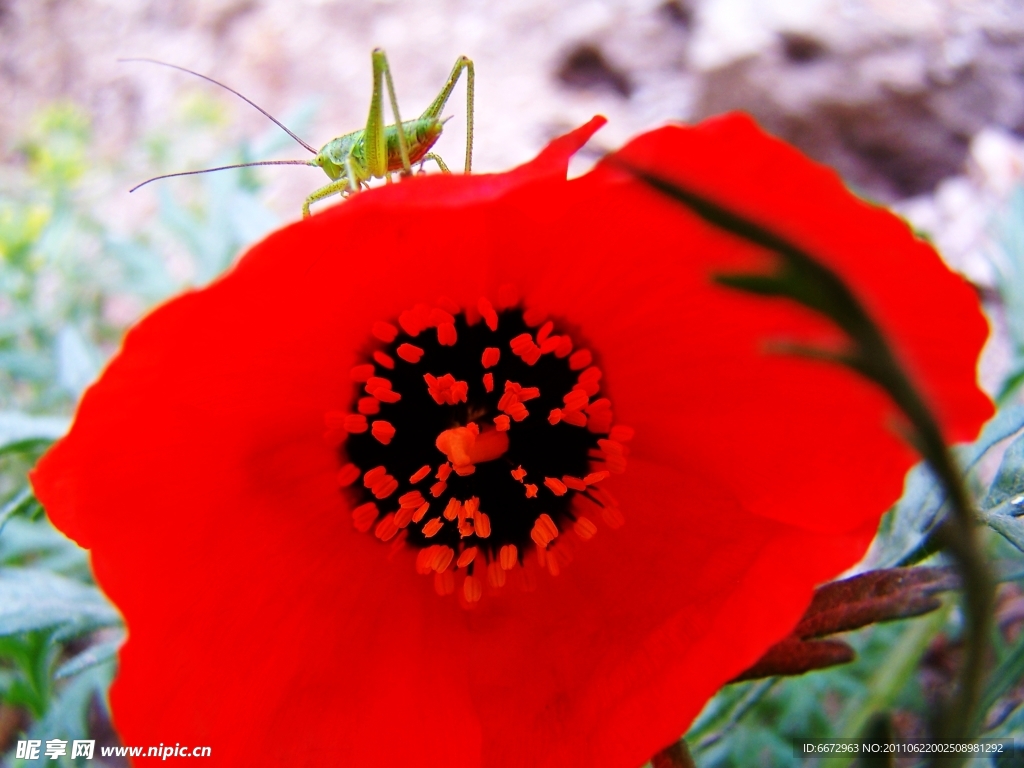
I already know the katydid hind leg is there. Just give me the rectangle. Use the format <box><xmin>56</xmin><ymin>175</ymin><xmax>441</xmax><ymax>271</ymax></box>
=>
<box><xmin>365</xmin><ymin>49</ymin><xmax>412</xmax><ymax>179</ymax></box>
<box><xmin>420</xmin><ymin>56</ymin><xmax>474</xmax><ymax>174</ymax></box>
<box><xmin>422</xmin><ymin>153</ymin><xmax>451</xmax><ymax>174</ymax></box>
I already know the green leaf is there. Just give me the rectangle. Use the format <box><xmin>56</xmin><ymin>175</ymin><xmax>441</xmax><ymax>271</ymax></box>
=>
<box><xmin>0</xmin><ymin>410</ymin><xmax>68</xmax><ymax>450</ymax></box>
<box><xmin>0</xmin><ymin>568</ymin><xmax>120</xmax><ymax>638</ymax></box>
<box><xmin>54</xmin><ymin>633</ymin><xmax>123</xmax><ymax>680</ymax></box>
<box><xmin>978</xmin><ymin>431</ymin><xmax>1024</xmax><ymax>552</ymax></box>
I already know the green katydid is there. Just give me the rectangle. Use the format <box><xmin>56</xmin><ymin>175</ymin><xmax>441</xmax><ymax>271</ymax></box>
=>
<box><xmin>126</xmin><ymin>49</ymin><xmax>474</xmax><ymax>218</ymax></box>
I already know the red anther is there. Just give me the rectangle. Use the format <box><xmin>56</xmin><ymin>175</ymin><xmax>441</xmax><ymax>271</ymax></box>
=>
<box><xmin>475</xmin><ymin>512</ymin><xmax>492</xmax><ymax>538</ymax></box>
<box><xmin>511</xmin><ymin>466</ymin><xmax>527</xmax><ymax>482</ymax></box>
<box><xmin>481</xmin><ymin>347</ymin><xmax>501</xmax><ymax>368</ymax></box>
<box><xmin>365</xmin><ymin>376</ymin><xmax>392</xmax><ymax>393</ymax></box>
<box><xmin>578</xmin><ymin>366</ymin><xmax>603</xmax><ymax>383</ymax></box>
<box><xmin>548</xmin><ymin>409</ymin><xmax>562</xmax><ymax>425</ymax></box>
<box><xmin>430</xmin><ymin>481</ymin><xmax>447</xmax><ymax>498</ymax></box>
<box><xmin>488</xmin><ymin>560</ymin><xmax>507</xmax><ymax>588</ymax></box>
<box><xmin>597</xmin><ymin>439</ymin><xmax>626</xmax><ymax>456</ymax></box>
<box><xmin>520</xmin><ymin>344</ymin><xmax>542</xmax><ymax>366</ymax></box>
<box><xmin>412</xmin><ymin>502</ymin><xmax>430</xmax><ymax>523</ymax></box>
<box><xmin>500</xmin><ymin>544</ymin><xmax>518</xmax><ymax>570</ymax></box>
<box><xmin>483</xmin><ymin>372</ymin><xmax>494</xmax><ymax>392</ymax></box>
<box><xmin>609</xmin><ymin>425</ymin><xmax>635</xmax><ymax>442</ymax></box>
<box><xmin>536</xmin><ymin>321</ymin><xmax>554</xmax><ymax>344</ymax></box>
<box><xmin>458</xmin><ymin>516</ymin><xmax>474</xmax><ymax>538</ymax></box>
<box><xmin>584</xmin><ymin>471</ymin><xmax>610</xmax><ymax>485</ymax></box>
<box><xmin>375</xmin><ymin>388</ymin><xmax>402</xmax><ymax>404</ymax></box>
<box><xmin>436</xmin><ymin>296</ymin><xmax>460</xmax><ymax>315</ymax></box>
<box><xmin>436</xmin><ymin>463</ymin><xmax>452</xmax><ymax>481</ymax></box>
<box><xmin>539</xmin><ymin>335</ymin><xmax>561</xmax><ymax>354</ymax></box>
<box><xmin>399</xmin><ymin>490</ymin><xmax>425</xmax><ymax>509</ymax></box>
<box><xmin>554</xmin><ymin>336</ymin><xmax>573</xmax><ymax>358</ymax></box>
<box><xmin>350</xmin><ymin>363</ymin><xmax>375</xmax><ymax>382</ymax></box>
<box><xmin>409</xmin><ymin>465</ymin><xmax>431</xmax><ymax>483</ymax></box>
<box><xmin>425</xmin><ymin>373</ymin><xmax>468</xmax><ymax>405</ymax></box>
<box><xmin>371</xmin><ymin>321</ymin><xmax>399</xmax><ymax>343</ymax></box>
<box><xmin>478</xmin><ymin>297</ymin><xmax>498</xmax><ymax>331</ymax></box>
<box><xmin>505</xmin><ymin>401</ymin><xmax>529</xmax><ymax>422</ymax></box>
<box><xmin>588</xmin><ymin>411</ymin><xmax>613</xmax><ymax>434</ymax></box>
<box><xmin>462</xmin><ymin>497</ymin><xmax>479</xmax><ymax>518</ymax></box>
<box><xmin>374</xmin><ymin>513</ymin><xmax>399</xmax><ymax>542</ymax></box>
<box><xmin>467</xmin><ymin>422</ymin><xmax>480</xmax><ymax>436</ymax></box>
<box><xmin>462</xmin><ymin>574</ymin><xmax>482</xmax><ymax>603</ymax></box>
<box><xmin>437</xmin><ymin>322</ymin><xmax>457</xmax><ymax>346</ymax></box>
<box><xmin>371</xmin><ymin>420</ymin><xmax>396</xmax><ymax>445</ymax></box>
<box><xmin>522</xmin><ymin>306</ymin><xmax>547</xmax><ymax>326</ymax></box>
<box><xmin>569</xmin><ymin>350</ymin><xmax>592</xmax><ymax>370</ymax></box>
<box><xmin>602</xmin><ymin>505</ymin><xmax>625</xmax><ymax>529</ymax></box>
<box><xmin>363</xmin><ymin>465</ymin><xmax>387</xmax><ymax>486</ymax></box>
<box><xmin>525</xmin><ymin>484</ymin><xmax>538</xmax><ymax>498</ymax></box>
<box><xmin>423</xmin><ymin>517</ymin><xmax>444</xmax><ymax>538</ymax></box>
<box><xmin>518</xmin><ymin>387</ymin><xmax>540</xmax><ymax>401</ymax></box>
<box><xmin>563</xmin><ymin>389</ymin><xmax>589</xmax><ymax>411</ymax></box>
<box><xmin>433</xmin><ymin>546</ymin><xmax>455</xmax><ymax>573</ymax></box>
<box><xmin>416</xmin><ymin>546</ymin><xmax>437</xmax><ymax>574</ymax></box>
<box><xmin>544</xmin><ymin>477</ymin><xmax>568</xmax><ymax>496</ymax></box>
<box><xmin>394</xmin><ymin>507</ymin><xmax>414</xmax><ymax>529</ymax></box>
<box><xmin>575</xmin><ymin>380</ymin><xmax>600</xmax><ymax>397</ymax></box>
<box><xmin>494</xmin><ymin>415</ymin><xmax>510</xmax><ymax>431</ymax></box>
<box><xmin>351</xmin><ymin>502</ymin><xmax>379</xmax><ymax>533</ymax></box>
<box><xmin>372</xmin><ymin>476</ymin><xmax>398</xmax><ymax>499</ymax></box>
<box><xmin>457</xmin><ymin>547</ymin><xmax>478</xmax><ymax>568</ymax></box>
<box><xmin>531</xmin><ymin>514</ymin><xmax>559</xmax><ymax>547</ymax></box>
<box><xmin>574</xmin><ymin>516</ymin><xmax>598</xmax><ymax>541</ymax></box>
<box><xmin>510</xmin><ymin>333</ymin><xmax>533</xmax><ymax>352</ymax></box>
<box><xmin>434</xmin><ymin>569</ymin><xmax>455</xmax><ymax>595</ymax></box>
<box><xmin>586</xmin><ymin>398</ymin><xmax>611</xmax><ymax>414</ymax></box>
<box><xmin>372</xmin><ymin>351</ymin><xmax>395</xmax><ymax>369</ymax></box>
<box><xmin>357</xmin><ymin>397</ymin><xmax>381</xmax><ymax>415</ymax></box>
<box><xmin>337</xmin><ymin>463</ymin><xmax>361</xmax><ymax>487</ymax></box>
<box><xmin>561</xmin><ymin>409</ymin><xmax>588</xmax><ymax>428</ymax></box>
<box><xmin>464</xmin><ymin>304</ymin><xmax>481</xmax><ymax>326</ymax></box>
<box><xmin>453</xmin><ymin>463</ymin><xmax>476</xmax><ymax>476</ymax></box>
<box><xmin>496</xmin><ymin>284</ymin><xmax>519</xmax><ymax>308</ymax></box>
<box><xmin>443</xmin><ymin>498</ymin><xmax>462</xmax><ymax>521</ymax></box>
<box><xmin>428</xmin><ymin>308</ymin><xmax>455</xmax><ymax>328</ymax></box>
<box><xmin>344</xmin><ymin>414</ymin><xmax>368</xmax><ymax>433</ymax></box>
<box><xmin>562</xmin><ymin>475</ymin><xmax>587</xmax><ymax>492</ymax></box>
<box><xmin>396</xmin><ymin>343</ymin><xmax>424</xmax><ymax>364</ymax></box>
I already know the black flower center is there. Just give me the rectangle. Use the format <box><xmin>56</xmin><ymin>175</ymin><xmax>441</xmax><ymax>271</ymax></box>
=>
<box><xmin>326</xmin><ymin>288</ymin><xmax>632</xmax><ymax>603</ymax></box>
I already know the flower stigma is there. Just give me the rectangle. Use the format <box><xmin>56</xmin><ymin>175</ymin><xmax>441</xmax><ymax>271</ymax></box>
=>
<box><xmin>325</xmin><ymin>285</ymin><xmax>633</xmax><ymax>605</ymax></box>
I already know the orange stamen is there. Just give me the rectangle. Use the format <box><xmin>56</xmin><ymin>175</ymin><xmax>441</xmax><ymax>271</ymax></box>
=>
<box><xmin>337</xmin><ymin>463</ymin><xmax>360</xmax><ymax>487</ymax></box>
<box><xmin>371</xmin><ymin>420</ymin><xmax>396</xmax><ymax>445</ymax></box>
<box><xmin>457</xmin><ymin>547</ymin><xmax>478</xmax><ymax>568</ymax></box>
<box><xmin>574</xmin><ymin>516</ymin><xmax>598</xmax><ymax>540</ymax></box>
<box><xmin>434</xmin><ymin>570</ymin><xmax>455</xmax><ymax>596</ymax></box>
<box><xmin>481</xmin><ymin>347</ymin><xmax>501</xmax><ymax>368</ymax></box>
<box><xmin>350</xmin><ymin>363</ymin><xmax>375</xmax><ymax>382</ymax></box>
<box><xmin>357</xmin><ymin>396</ymin><xmax>381</xmax><ymax>415</ymax></box>
<box><xmin>422</xmin><ymin>517</ymin><xmax>444</xmax><ymax>537</ymax></box>
<box><xmin>409</xmin><ymin>465</ymin><xmax>431</xmax><ymax>483</ymax></box>
<box><xmin>396</xmin><ymin>343</ymin><xmax>424</xmax><ymax>364</ymax></box>
<box><xmin>544</xmin><ymin>477</ymin><xmax>568</xmax><ymax>496</ymax></box>
<box><xmin>500</xmin><ymin>544</ymin><xmax>518</xmax><ymax>569</ymax></box>
<box><xmin>372</xmin><ymin>321</ymin><xmax>399</xmax><ymax>343</ymax></box>
<box><xmin>372</xmin><ymin>350</ymin><xmax>395</xmax><ymax>369</ymax></box>
<box><xmin>351</xmin><ymin>502</ymin><xmax>378</xmax><ymax>532</ymax></box>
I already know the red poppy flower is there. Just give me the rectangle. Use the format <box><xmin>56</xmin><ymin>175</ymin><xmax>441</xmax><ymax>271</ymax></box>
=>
<box><xmin>31</xmin><ymin>114</ymin><xmax>990</xmax><ymax>767</ymax></box>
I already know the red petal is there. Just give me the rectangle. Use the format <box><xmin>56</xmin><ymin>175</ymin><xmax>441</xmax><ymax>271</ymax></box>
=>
<box><xmin>30</xmin><ymin>115</ymin><xmax>989</xmax><ymax>767</ymax></box>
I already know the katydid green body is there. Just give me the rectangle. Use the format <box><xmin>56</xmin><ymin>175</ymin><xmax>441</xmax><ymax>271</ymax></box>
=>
<box><xmin>302</xmin><ymin>49</ymin><xmax>475</xmax><ymax>217</ymax></box>
<box><xmin>124</xmin><ymin>50</ymin><xmax>475</xmax><ymax>219</ymax></box>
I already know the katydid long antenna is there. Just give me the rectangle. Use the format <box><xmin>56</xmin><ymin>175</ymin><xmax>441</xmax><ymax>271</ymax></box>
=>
<box><xmin>128</xmin><ymin>159</ymin><xmax>315</xmax><ymax>193</ymax></box>
<box><xmin>119</xmin><ymin>58</ymin><xmax>317</xmax><ymax>154</ymax></box>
